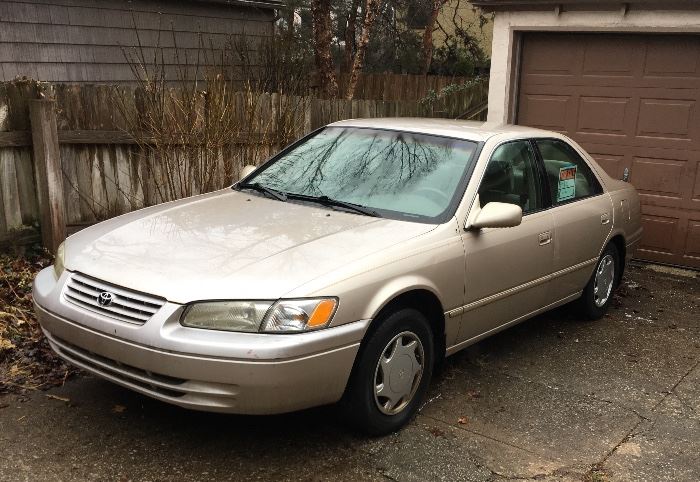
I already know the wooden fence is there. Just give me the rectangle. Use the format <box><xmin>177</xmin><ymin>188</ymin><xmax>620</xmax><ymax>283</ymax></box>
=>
<box><xmin>0</xmin><ymin>77</ymin><xmax>488</xmax><ymax>251</ymax></box>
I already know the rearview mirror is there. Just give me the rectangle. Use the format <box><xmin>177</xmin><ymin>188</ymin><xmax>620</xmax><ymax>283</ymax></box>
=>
<box><xmin>471</xmin><ymin>202</ymin><xmax>523</xmax><ymax>229</ymax></box>
<box><xmin>239</xmin><ymin>165</ymin><xmax>257</xmax><ymax>181</ymax></box>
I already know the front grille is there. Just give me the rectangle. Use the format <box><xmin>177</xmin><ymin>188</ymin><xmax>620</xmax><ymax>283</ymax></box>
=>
<box><xmin>64</xmin><ymin>272</ymin><xmax>165</xmax><ymax>325</ymax></box>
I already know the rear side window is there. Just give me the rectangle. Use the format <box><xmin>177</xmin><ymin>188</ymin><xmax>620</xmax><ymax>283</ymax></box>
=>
<box><xmin>535</xmin><ymin>139</ymin><xmax>602</xmax><ymax>204</ymax></box>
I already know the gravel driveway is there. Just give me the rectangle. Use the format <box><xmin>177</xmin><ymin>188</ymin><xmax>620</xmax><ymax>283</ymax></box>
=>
<box><xmin>1</xmin><ymin>263</ymin><xmax>698</xmax><ymax>482</ymax></box>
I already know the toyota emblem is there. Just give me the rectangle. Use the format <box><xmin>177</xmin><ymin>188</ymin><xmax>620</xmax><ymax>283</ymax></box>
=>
<box><xmin>97</xmin><ymin>291</ymin><xmax>115</xmax><ymax>307</ymax></box>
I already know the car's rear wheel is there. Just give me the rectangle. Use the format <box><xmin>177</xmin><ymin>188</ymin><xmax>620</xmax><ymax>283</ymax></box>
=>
<box><xmin>341</xmin><ymin>308</ymin><xmax>434</xmax><ymax>436</ymax></box>
<box><xmin>581</xmin><ymin>243</ymin><xmax>619</xmax><ymax>320</ymax></box>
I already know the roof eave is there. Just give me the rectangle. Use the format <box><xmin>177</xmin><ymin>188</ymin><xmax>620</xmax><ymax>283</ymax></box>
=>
<box><xmin>471</xmin><ymin>0</ymin><xmax>700</xmax><ymax>12</ymax></box>
<box><xmin>187</xmin><ymin>0</ymin><xmax>283</xmax><ymax>10</ymax></box>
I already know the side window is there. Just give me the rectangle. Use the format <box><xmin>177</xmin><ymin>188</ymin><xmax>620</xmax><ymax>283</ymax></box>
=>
<box><xmin>535</xmin><ymin>139</ymin><xmax>602</xmax><ymax>204</ymax></box>
<box><xmin>478</xmin><ymin>140</ymin><xmax>543</xmax><ymax>215</ymax></box>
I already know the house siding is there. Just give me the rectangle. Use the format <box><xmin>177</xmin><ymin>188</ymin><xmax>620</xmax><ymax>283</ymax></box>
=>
<box><xmin>0</xmin><ymin>0</ymin><xmax>276</xmax><ymax>83</ymax></box>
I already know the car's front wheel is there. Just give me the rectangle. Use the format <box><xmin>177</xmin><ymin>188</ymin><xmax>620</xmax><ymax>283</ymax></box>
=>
<box><xmin>581</xmin><ymin>243</ymin><xmax>619</xmax><ymax>320</ymax></box>
<box><xmin>342</xmin><ymin>308</ymin><xmax>434</xmax><ymax>436</ymax></box>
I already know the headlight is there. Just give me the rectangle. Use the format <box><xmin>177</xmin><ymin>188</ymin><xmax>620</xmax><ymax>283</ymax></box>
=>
<box><xmin>181</xmin><ymin>301</ymin><xmax>273</xmax><ymax>332</ymax></box>
<box><xmin>53</xmin><ymin>242</ymin><xmax>65</xmax><ymax>279</ymax></box>
<box><xmin>261</xmin><ymin>298</ymin><xmax>337</xmax><ymax>332</ymax></box>
<box><xmin>180</xmin><ymin>298</ymin><xmax>337</xmax><ymax>333</ymax></box>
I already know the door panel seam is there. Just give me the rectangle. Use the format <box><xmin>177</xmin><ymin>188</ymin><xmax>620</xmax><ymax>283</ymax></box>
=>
<box><xmin>445</xmin><ymin>291</ymin><xmax>581</xmax><ymax>356</ymax></box>
<box><xmin>444</xmin><ymin>257</ymin><xmax>596</xmax><ymax>317</ymax></box>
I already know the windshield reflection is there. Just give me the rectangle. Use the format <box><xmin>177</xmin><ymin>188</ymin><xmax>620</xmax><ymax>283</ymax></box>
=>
<box><xmin>247</xmin><ymin>127</ymin><xmax>478</xmax><ymax>221</ymax></box>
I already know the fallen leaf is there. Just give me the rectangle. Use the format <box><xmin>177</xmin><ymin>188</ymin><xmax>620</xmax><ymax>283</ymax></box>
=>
<box><xmin>112</xmin><ymin>404</ymin><xmax>127</xmax><ymax>413</ymax></box>
<box><xmin>46</xmin><ymin>394</ymin><xmax>70</xmax><ymax>402</ymax></box>
<box><xmin>457</xmin><ymin>416</ymin><xmax>468</xmax><ymax>425</ymax></box>
<box><xmin>427</xmin><ymin>426</ymin><xmax>445</xmax><ymax>437</ymax></box>
<box><xmin>0</xmin><ymin>338</ymin><xmax>15</xmax><ymax>351</ymax></box>
<box><xmin>1</xmin><ymin>250</ymin><xmax>79</xmax><ymax>396</ymax></box>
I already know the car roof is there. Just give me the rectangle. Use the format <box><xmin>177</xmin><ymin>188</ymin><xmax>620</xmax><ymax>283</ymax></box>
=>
<box><xmin>327</xmin><ymin>118</ymin><xmax>558</xmax><ymax>142</ymax></box>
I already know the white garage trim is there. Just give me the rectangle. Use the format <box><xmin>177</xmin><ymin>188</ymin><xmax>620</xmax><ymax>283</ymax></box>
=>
<box><xmin>486</xmin><ymin>8</ymin><xmax>700</xmax><ymax>124</ymax></box>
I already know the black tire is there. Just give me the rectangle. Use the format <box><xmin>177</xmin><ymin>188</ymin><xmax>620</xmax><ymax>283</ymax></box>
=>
<box><xmin>341</xmin><ymin>308</ymin><xmax>434</xmax><ymax>436</ymax></box>
<box><xmin>580</xmin><ymin>243</ymin><xmax>620</xmax><ymax>320</ymax></box>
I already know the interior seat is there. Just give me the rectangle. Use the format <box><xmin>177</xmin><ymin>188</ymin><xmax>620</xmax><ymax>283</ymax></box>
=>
<box><xmin>479</xmin><ymin>155</ymin><xmax>531</xmax><ymax>210</ymax></box>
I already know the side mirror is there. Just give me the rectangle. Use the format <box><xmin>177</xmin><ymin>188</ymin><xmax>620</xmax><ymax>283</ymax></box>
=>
<box><xmin>239</xmin><ymin>165</ymin><xmax>257</xmax><ymax>181</ymax></box>
<box><xmin>471</xmin><ymin>202</ymin><xmax>523</xmax><ymax>229</ymax></box>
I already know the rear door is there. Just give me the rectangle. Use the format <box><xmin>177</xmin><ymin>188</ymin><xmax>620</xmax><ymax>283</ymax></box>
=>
<box><xmin>533</xmin><ymin>138</ymin><xmax>613</xmax><ymax>300</ymax></box>
<box><xmin>457</xmin><ymin>139</ymin><xmax>554</xmax><ymax>344</ymax></box>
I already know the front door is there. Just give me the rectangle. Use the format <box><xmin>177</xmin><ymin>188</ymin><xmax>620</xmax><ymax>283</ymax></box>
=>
<box><xmin>457</xmin><ymin>139</ymin><xmax>554</xmax><ymax>345</ymax></box>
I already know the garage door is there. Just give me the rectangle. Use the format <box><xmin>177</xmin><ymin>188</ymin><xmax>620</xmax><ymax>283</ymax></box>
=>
<box><xmin>517</xmin><ymin>32</ymin><xmax>700</xmax><ymax>269</ymax></box>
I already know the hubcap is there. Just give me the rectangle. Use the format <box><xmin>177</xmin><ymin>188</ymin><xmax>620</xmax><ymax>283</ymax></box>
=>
<box><xmin>593</xmin><ymin>254</ymin><xmax>615</xmax><ymax>307</ymax></box>
<box><xmin>373</xmin><ymin>331</ymin><xmax>424</xmax><ymax>415</ymax></box>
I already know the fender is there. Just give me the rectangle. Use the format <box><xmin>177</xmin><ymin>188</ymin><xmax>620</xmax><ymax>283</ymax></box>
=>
<box><xmin>364</xmin><ymin>274</ymin><xmax>444</xmax><ymax>321</ymax></box>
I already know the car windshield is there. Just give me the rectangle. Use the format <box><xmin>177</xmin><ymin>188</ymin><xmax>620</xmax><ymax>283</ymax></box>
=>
<box><xmin>243</xmin><ymin>127</ymin><xmax>479</xmax><ymax>222</ymax></box>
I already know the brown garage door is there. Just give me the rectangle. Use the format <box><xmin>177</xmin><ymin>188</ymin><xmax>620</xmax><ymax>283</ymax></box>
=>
<box><xmin>517</xmin><ymin>32</ymin><xmax>700</xmax><ymax>269</ymax></box>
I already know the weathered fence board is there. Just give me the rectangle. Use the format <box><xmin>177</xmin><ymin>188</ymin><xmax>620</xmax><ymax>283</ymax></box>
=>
<box><xmin>29</xmin><ymin>99</ymin><xmax>65</xmax><ymax>253</ymax></box>
<box><xmin>0</xmin><ymin>131</ymin><xmax>31</xmax><ymax>147</ymax></box>
<box><xmin>14</xmin><ymin>147</ymin><xmax>37</xmax><ymax>226</ymax></box>
<box><xmin>0</xmin><ymin>148</ymin><xmax>23</xmax><ymax>230</ymax></box>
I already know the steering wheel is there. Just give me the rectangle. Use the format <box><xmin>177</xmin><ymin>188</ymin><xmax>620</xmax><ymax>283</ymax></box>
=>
<box><xmin>413</xmin><ymin>187</ymin><xmax>450</xmax><ymax>205</ymax></box>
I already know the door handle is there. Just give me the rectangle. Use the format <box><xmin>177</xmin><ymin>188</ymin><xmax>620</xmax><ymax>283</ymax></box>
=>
<box><xmin>601</xmin><ymin>212</ymin><xmax>610</xmax><ymax>225</ymax></box>
<box><xmin>538</xmin><ymin>231</ymin><xmax>551</xmax><ymax>245</ymax></box>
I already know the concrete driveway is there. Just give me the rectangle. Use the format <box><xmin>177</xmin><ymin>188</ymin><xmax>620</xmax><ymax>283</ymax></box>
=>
<box><xmin>1</xmin><ymin>263</ymin><xmax>698</xmax><ymax>482</ymax></box>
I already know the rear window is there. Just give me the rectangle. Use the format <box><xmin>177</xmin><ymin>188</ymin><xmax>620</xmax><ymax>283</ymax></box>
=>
<box><xmin>535</xmin><ymin>139</ymin><xmax>602</xmax><ymax>204</ymax></box>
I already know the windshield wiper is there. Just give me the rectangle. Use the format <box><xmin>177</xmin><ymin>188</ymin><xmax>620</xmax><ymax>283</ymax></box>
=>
<box><xmin>237</xmin><ymin>182</ymin><xmax>287</xmax><ymax>202</ymax></box>
<box><xmin>287</xmin><ymin>193</ymin><xmax>381</xmax><ymax>217</ymax></box>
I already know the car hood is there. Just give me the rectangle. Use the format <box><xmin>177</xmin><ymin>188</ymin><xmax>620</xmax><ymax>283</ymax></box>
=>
<box><xmin>64</xmin><ymin>189</ymin><xmax>437</xmax><ymax>303</ymax></box>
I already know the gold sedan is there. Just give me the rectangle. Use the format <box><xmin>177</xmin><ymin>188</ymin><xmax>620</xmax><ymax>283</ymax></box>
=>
<box><xmin>34</xmin><ymin>119</ymin><xmax>641</xmax><ymax>435</ymax></box>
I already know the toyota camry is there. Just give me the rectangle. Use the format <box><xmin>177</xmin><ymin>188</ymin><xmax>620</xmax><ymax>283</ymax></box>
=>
<box><xmin>33</xmin><ymin>119</ymin><xmax>641</xmax><ymax>435</ymax></box>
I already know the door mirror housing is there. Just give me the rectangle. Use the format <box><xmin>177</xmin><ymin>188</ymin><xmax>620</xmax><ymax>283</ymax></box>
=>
<box><xmin>470</xmin><ymin>201</ymin><xmax>523</xmax><ymax>229</ymax></box>
<box><xmin>239</xmin><ymin>165</ymin><xmax>257</xmax><ymax>181</ymax></box>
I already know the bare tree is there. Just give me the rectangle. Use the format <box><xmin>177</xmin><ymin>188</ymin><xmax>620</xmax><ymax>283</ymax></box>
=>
<box><xmin>311</xmin><ymin>0</ymin><xmax>339</xmax><ymax>97</ymax></box>
<box><xmin>345</xmin><ymin>0</ymin><xmax>382</xmax><ymax>99</ymax></box>
<box><xmin>344</xmin><ymin>0</ymin><xmax>362</xmax><ymax>70</ymax></box>
<box><xmin>283</xmin><ymin>6</ymin><xmax>296</xmax><ymax>40</ymax></box>
<box><xmin>421</xmin><ymin>0</ymin><xmax>448</xmax><ymax>75</ymax></box>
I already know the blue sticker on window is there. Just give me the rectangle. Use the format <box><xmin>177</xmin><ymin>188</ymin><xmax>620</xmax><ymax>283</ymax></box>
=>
<box><xmin>558</xmin><ymin>165</ymin><xmax>577</xmax><ymax>202</ymax></box>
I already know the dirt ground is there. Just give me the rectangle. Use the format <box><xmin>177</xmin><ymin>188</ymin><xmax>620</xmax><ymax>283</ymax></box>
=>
<box><xmin>0</xmin><ymin>262</ymin><xmax>698</xmax><ymax>482</ymax></box>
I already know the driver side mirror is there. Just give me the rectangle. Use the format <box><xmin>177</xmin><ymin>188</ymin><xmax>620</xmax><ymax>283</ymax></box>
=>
<box><xmin>239</xmin><ymin>165</ymin><xmax>257</xmax><ymax>181</ymax></box>
<box><xmin>469</xmin><ymin>201</ymin><xmax>523</xmax><ymax>229</ymax></box>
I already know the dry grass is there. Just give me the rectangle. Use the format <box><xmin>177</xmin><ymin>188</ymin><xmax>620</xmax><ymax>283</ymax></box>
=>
<box><xmin>0</xmin><ymin>247</ymin><xmax>77</xmax><ymax>394</ymax></box>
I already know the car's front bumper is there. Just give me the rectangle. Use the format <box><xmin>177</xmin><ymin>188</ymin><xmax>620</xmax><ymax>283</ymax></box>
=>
<box><xmin>33</xmin><ymin>268</ymin><xmax>369</xmax><ymax>414</ymax></box>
